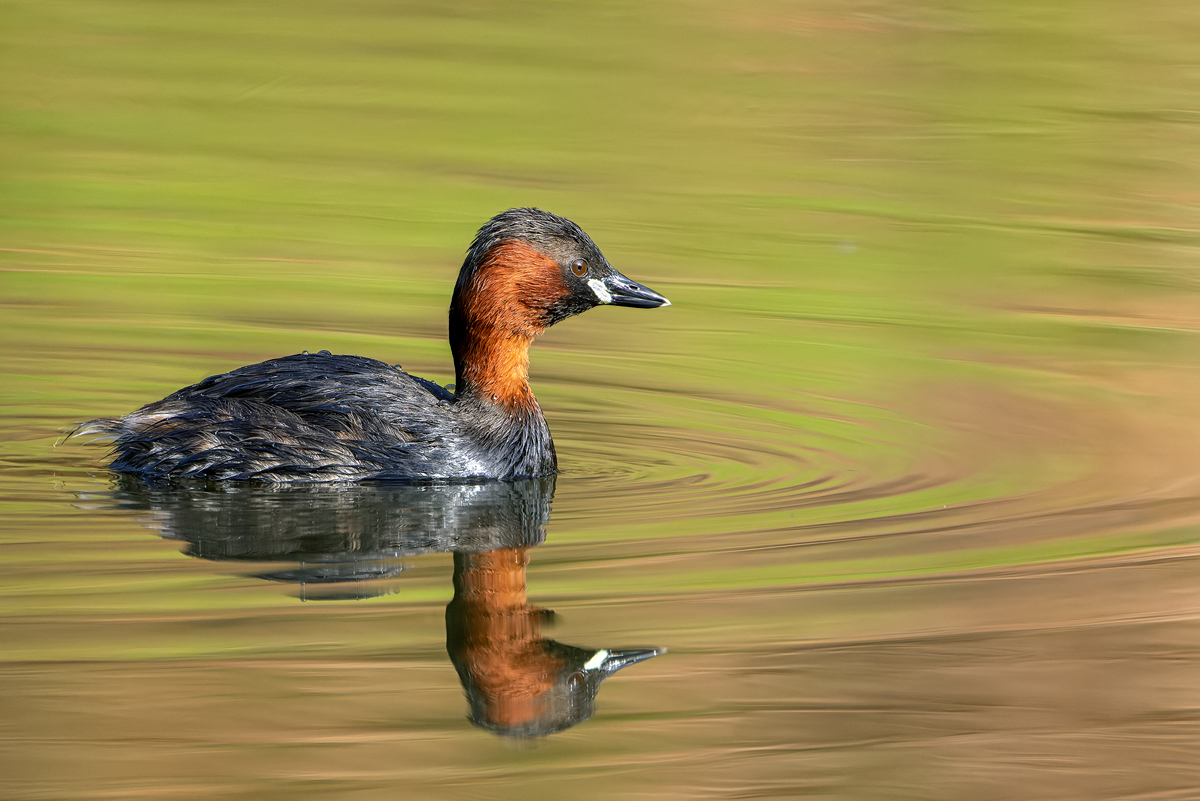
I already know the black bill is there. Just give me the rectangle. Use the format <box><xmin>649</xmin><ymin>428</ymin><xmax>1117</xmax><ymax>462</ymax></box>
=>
<box><xmin>603</xmin><ymin>272</ymin><xmax>671</xmax><ymax>308</ymax></box>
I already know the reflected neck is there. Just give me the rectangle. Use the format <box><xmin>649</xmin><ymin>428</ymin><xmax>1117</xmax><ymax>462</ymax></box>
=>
<box><xmin>446</xmin><ymin>548</ymin><xmax>562</xmax><ymax>729</ymax></box>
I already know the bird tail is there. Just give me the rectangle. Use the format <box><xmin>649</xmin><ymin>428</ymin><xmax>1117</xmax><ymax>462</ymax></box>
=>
<box><xmin>62</xmin><ymin>417</ymin><xmax>125</xmax><ymax>445</ymax></box>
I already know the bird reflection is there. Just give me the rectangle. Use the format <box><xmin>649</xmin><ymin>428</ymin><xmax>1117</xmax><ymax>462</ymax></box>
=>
<box><xmin>98</xmin><ymin>475</ymin><xmax>661</xmax><ymax>737</ymax></box>
<box><xmin>447</xmin><ymin>547</ymin><xmax>658</xmax><ymax>737</ymax></box>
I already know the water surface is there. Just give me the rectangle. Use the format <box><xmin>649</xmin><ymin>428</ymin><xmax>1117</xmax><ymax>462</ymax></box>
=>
<box><xmin>4</xmin><ymin>1</ymin><xmax>1200</xmax><ymax>798</ymax></box>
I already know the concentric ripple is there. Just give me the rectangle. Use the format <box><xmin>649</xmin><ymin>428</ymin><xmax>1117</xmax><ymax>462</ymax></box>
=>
<box><xmin>530</xmin><ymin>360</ymin><xmax>1200</xmax><ymax>588</ymax></box>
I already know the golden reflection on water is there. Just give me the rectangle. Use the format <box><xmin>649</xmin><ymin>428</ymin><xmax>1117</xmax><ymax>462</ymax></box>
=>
<box><xmin>79</xmin><ymin>477</ymin><xmax>662</xmax><ymax>739</ymax></box>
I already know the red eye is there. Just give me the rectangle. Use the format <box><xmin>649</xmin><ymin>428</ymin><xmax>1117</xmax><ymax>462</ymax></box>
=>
<box><xmin>570</xmin><ymin>259</ymin><xmax>588</xmax><ymax>277</ymax></box>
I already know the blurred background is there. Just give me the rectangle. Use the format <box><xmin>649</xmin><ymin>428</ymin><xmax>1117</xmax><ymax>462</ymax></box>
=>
<box><xmin>3</xmin><ymin>1</ymin><xmax>1200</xmax><ymax>798</ymax></box>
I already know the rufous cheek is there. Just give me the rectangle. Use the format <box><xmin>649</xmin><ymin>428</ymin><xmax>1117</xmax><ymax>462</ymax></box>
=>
<box><xmin>471</xmin><ymin>241</ymin><xmax>567</xmax><ymax>336</ymax></box>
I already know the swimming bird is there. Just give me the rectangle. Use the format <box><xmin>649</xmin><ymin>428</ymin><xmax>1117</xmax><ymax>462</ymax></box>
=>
<box><xmin>77</xmin><ymin>208</ymin><xmax>670</xmax><ymax>482</ymax></box>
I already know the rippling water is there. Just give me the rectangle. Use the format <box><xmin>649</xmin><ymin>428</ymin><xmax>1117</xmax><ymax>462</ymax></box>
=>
<box><xmin>5</xmin><ymin>1</ymin><xmax>1200</xmax><ymax>798</ymax></box>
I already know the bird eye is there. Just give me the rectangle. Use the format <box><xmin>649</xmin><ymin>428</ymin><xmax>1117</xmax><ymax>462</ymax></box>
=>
<box><xmin>570</xmin><ymin>259</ymin><xmax>588</xmax><ymax>277</ymax></box>
<box><xmin>568</xmin><ymin>672</ymin><xmax>585</xmax><ymax>692</ymax></box>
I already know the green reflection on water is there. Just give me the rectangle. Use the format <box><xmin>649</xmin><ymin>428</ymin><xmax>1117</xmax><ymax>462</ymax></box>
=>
<box><xmin>4</xmin><ymin>0</ymin><xmax>1200</xmax><ymax>586</ymax></box>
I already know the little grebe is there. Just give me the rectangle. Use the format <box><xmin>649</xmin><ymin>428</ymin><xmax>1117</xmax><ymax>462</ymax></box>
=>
<box><xmin>79</xmin><ymin>208</ymin><xmax>670</xmax><ymax>482</ymax></box>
